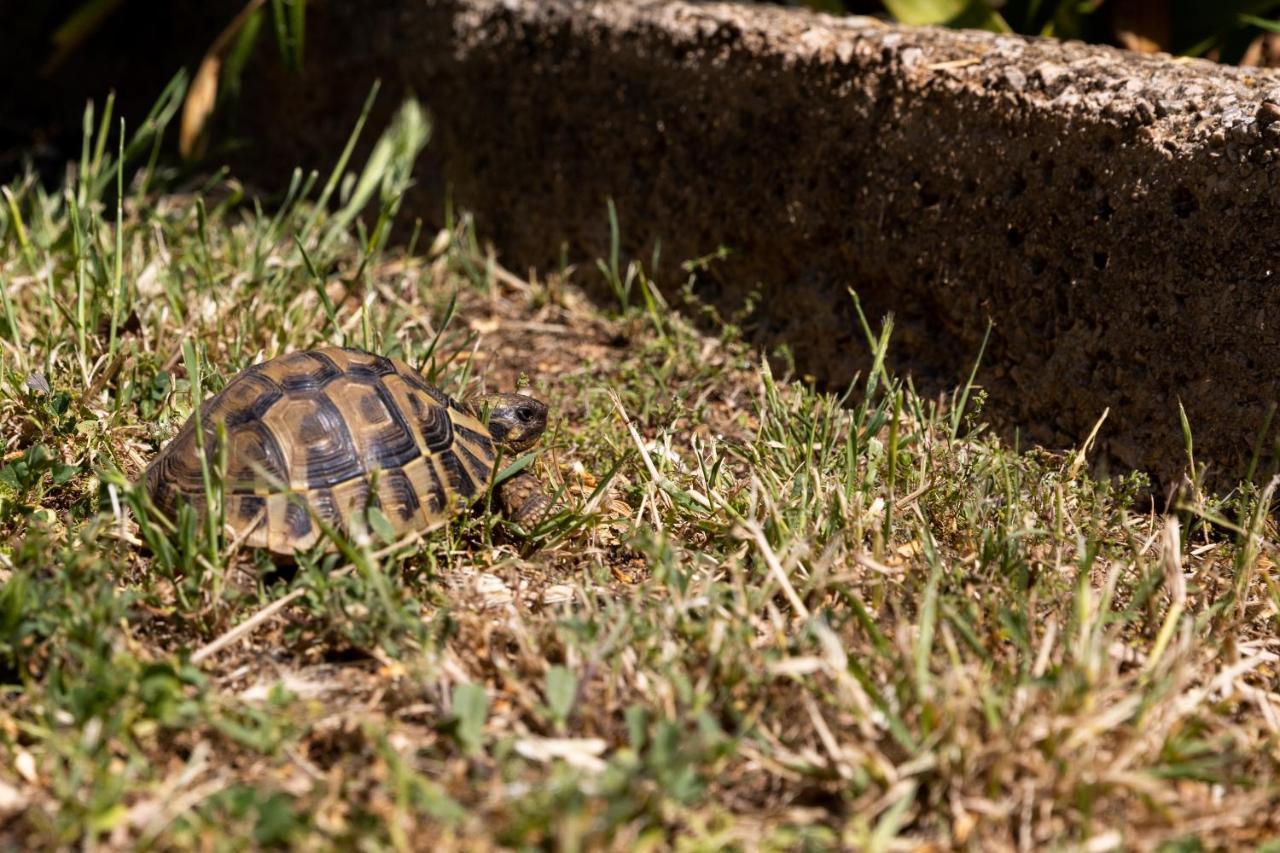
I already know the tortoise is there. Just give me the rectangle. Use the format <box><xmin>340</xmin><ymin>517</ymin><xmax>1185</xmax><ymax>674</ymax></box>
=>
<box><xmin>144</xmin><ymin>346</ymin><xmax>551</xmax><ymax>554</ymax></box>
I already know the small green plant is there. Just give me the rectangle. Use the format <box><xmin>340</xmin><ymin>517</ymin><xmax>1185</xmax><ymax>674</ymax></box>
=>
<box><xmin>0</xmin><ymin>445</ymin><xmax>80</xmax><ymax>524</ymax></box>
<box><xmin>446</xmin><ymin>682</ymin><xmax>490</xmax><ymax>757</ymax></box>
<box><xmin>797</xmin><ymin>1</ymin><xmax>1280</xmax><ymax>63</ymax></box>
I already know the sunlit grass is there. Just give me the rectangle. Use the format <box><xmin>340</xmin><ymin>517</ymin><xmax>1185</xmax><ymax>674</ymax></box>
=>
<box><xmin>0</xmin><ymin>85</ymin><xmax>1278</xmax><ymax>849</ymax></box>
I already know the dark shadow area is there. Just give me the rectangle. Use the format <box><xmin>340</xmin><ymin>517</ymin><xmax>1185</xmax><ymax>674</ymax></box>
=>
<box><xmin>0</xmin><ymin>1</ymin><xmax>235</xmax><ymax>182</ymax></box>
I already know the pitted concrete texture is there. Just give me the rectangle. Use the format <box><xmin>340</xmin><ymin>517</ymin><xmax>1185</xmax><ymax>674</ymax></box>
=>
<box><xmin>233</xmin><ymin>0</ymin><xmax>1280</xmax><ymax>487</ymax></box>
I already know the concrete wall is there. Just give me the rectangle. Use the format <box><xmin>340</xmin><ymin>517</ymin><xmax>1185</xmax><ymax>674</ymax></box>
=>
<box><xmin>229</xmin><ymin>0</ymin><xmax>1280</xmax><ymax>488</ymax></box>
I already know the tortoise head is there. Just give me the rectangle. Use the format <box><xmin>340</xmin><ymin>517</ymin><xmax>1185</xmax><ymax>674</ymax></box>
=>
<box><xmin>470</xmin><ymin>393</ymin><xmax>548</xmax><ymax>453</ymax></box>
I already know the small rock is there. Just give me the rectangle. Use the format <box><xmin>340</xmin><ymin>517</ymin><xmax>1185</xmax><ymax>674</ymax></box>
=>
<box><xmin>14</xmin><ymin>750</ymin><xmax>36</xmax><ymax>784</ymax></box>
<box><xmin>1128</xmin><ymin>101</ymin><xmax>1155</xmax><ymax>126</ymax></box>
<box><xmin>899</xmin><ymin>47</ymin><xmax>924</xmax><ymax>69</ymax></box>
<box><xmin>514</xmin><ymin>737</ymin><xmax>608</xmax><ymax>772</ymax></box>
<box><xmin>541</xmin><ymin>584</ymin><xmax>574</xmax><ymax>605</ymax></box>
<box><xmin>474</xmin><ymin>572</ymin><xmax>513</xmax><ymax>607</ymax></box>
<box><xmin>1257</xmin><ymin>100</ymin><xmax>1280</xmax><ymax>127</ymax></box>
<box><xmin>1033</xmin><ymin>62</ymin><xmax>1069</xmax><ymax>90</ymax></box>
<box><xmin>1003</xmin><ymin>67</ymin><xmax>1026</xmax><ymax>92</ymax></box>
<box><xmin>0</xmin><ymin>780</ymin><xmax>26</xmax><ymax>815</ymax></box>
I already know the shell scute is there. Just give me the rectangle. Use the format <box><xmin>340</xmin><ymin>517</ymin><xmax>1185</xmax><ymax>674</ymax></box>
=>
<box><xmin>284</xmin><ymin>497</ymin><xmax>313</xmax><ymax>542</ymax></box>
<box><xmin>436</xmin><ymin>449</ymin><xmax>478</xmax><ymax>500</ymax></box>
<box><xmin>453</xmin><ymin>423</ymin><xmax>496</xmax><ymax>461</ymax></box>
<box><xmin>339</xmin><ymin>347</ymin><xmax>398</xmax><ymax>378</ymax></box>
<box><xmin>215</xmin><ymin>372</ymin><xmax>282</xmax><ymax>428</ymax></box>
<box><xmin>343</xmin><ymin>381</ymin><xmax>422</xmax><ymax>471</ymax></box>
<box><xmin>269</xmin><ymin>350</ymin><xmax>344</xmax><ymax>392</ymax></box>
<box><xmin>379</xmin><ymin>467</ymin><xmax>422</xmax><ymax>523</ymax></box>
<box><xmin>404</xmin><ymin>388</ymin><xmax>455</xmax><ymax>452</ymax></box>
<box><xmin>224</xmin><ymin>420</ymin><xmax>289</xmax><ymax>491</ymax></box>
<box><xmin>234</xmin><ymin>494</ymin><xmax>266</xmax><ymax>525</ymax></box>
<box><xmin>392</xmin><ymin>359</ymin><xmax>452</xmax><ymax>407</ymax></box>
<box><xmin>401</xmin><ymin>455</ymin><xmax>446</xmax><ymax>521</ymax></box>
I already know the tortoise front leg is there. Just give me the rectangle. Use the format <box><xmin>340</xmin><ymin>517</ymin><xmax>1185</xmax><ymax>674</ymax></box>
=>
<box><xmin>497</xmin><ymin>470</ymin><xmax>552</xmax><ymax>525</ymax></box>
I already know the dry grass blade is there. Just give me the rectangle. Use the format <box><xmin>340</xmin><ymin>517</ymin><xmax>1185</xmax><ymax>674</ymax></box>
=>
<box><xmin>739</xmin><ymin>519</ymin><xmax>810</xmax><ymax>619</ymax></box>
<box><xmin>190</xmin><ymin>587</ymin><xmax>305</xmax><ymax>663</ymax></box>
<box><xmin>179</xmin><ymin>0</ymin><xmax>267</xmax><ymax>159</ymax></box>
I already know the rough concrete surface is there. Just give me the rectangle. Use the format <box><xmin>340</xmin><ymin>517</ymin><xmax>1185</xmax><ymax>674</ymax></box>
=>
<box><xmin>226</xmin><ymin>0</ymin><xmax>1280</xmax><ymax>488</ymax></box>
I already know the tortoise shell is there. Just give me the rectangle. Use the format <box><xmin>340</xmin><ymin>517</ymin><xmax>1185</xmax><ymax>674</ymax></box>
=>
<box><xmin>144</xmin><ymin>346</ymin><xmax>499</xmax><ymax>553</ymax></box>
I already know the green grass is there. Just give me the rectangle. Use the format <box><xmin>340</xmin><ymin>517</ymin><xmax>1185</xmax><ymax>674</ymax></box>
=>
<box><xmin>1</xmin><ymin>92</ymin><xmax>1279</xmax><ymax>850</ymax></box>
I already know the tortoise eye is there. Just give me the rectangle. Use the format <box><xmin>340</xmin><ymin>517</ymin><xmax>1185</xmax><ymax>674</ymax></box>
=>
<box><xmin>516</xmin><ymin>405</ymin><xmax>537</xmax><ymax>423</ymax></box>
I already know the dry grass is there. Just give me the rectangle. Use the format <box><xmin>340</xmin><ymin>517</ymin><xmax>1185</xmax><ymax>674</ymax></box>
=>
<box><xmin>0</xmin><ymin>94</ymin><xmax>1279</xmax><ymax>850</ymax></box>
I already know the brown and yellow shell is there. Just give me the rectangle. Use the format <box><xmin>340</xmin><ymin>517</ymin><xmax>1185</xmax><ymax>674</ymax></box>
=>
<box><xmin>144</xmin><ymin>346</ymin><xmax>498</xmax><ymax>553</ymax></box>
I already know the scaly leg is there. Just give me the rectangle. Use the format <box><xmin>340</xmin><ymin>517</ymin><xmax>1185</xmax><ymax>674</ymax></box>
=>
<box><xmin>497</xmin><ymin>470</ymin><xmax>551</xmax><ymax>525</ymax></box>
